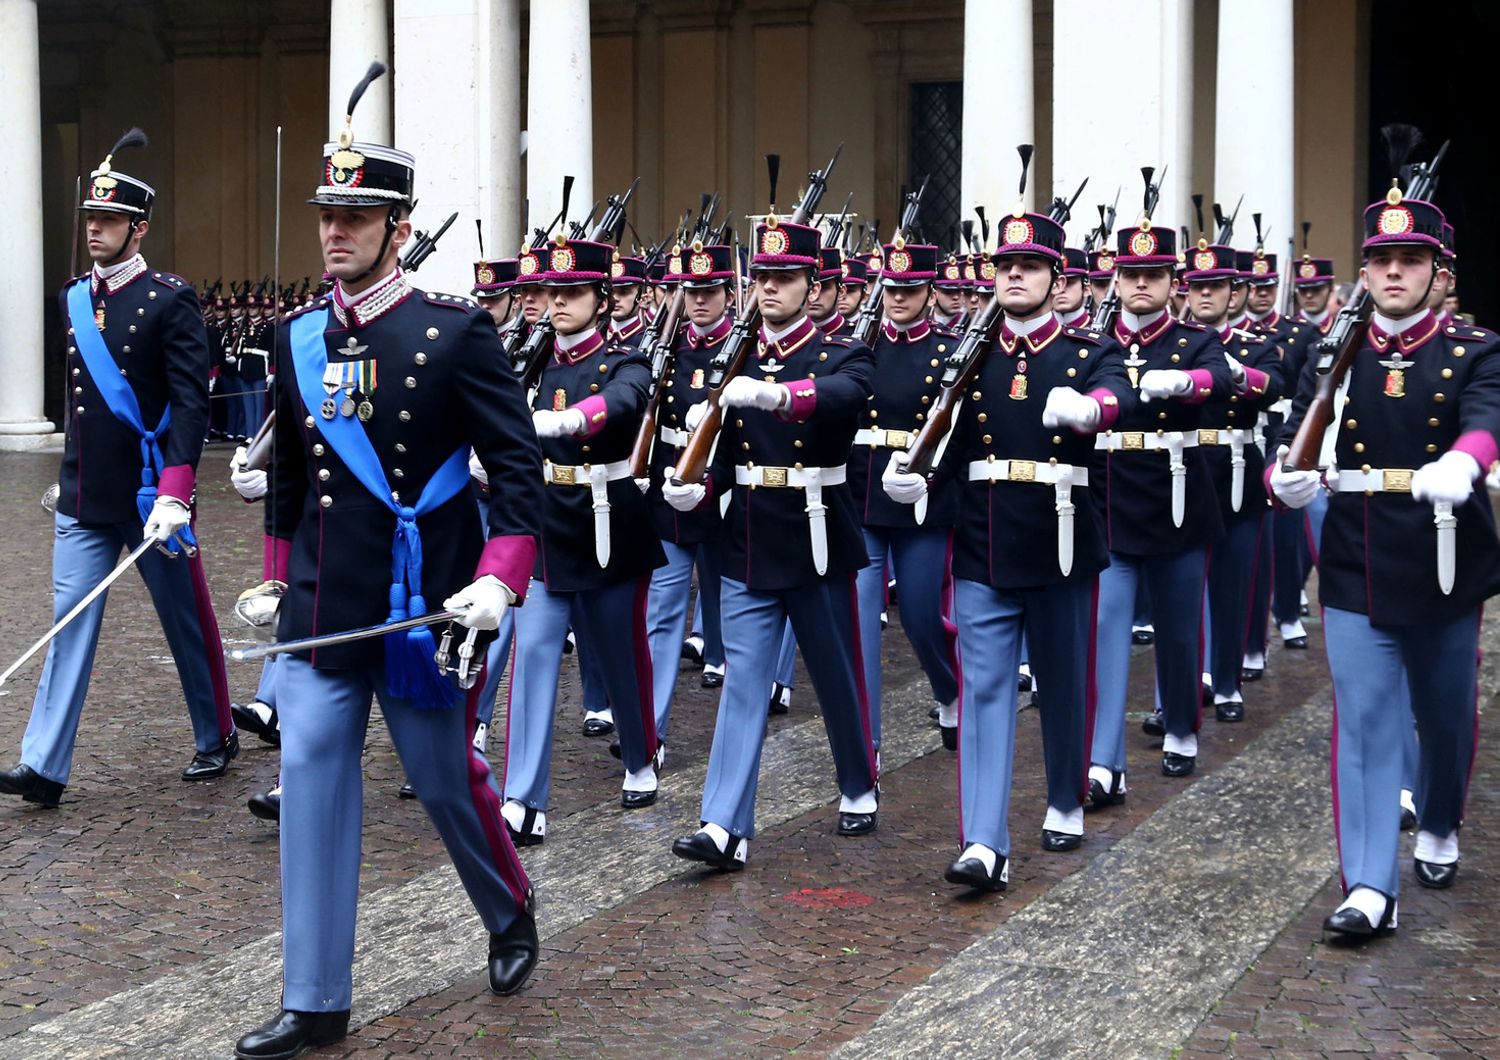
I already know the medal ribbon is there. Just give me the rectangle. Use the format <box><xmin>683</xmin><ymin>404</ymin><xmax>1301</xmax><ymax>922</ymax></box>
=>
<box><xmin>288</xmin><ymin>308</ymin><xmax>468</xmax><ymax>707</ymax></box>
<box><xmin>65</xmin><ymin>280</ymin><xmax>195</xmax><ymax>554</ymax></box>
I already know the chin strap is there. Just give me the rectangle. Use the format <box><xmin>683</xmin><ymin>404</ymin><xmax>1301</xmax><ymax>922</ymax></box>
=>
<box><xmin>350</xmin><ymin>204</ymin><xmax>403</xmax><ymax>284</ymax></box>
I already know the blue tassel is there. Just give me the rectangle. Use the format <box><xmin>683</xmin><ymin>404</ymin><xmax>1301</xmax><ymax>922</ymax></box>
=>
<box><xmin>383</xmin><ymin>592</ymin><xmax>458</xmax><ymax>709</ymax></box>
<box><xmin>136</xmin><ymin>485</ymin><xmax>157</xmax><ymax>525</ymax></box>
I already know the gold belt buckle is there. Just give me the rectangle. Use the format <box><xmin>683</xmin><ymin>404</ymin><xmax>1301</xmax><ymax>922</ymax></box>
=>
<box><xmin>761</xmin><ymin>466</ymin><xmax>789</xmax><ymax>488</ymax></box>
<box><xmin>1121</xmin><ymin>432</ymin><xmax>1145</xmax><ymax>451</ymax></box>
<box><xmin>1198</xmin><ymin>429</ymin><xmax>1219</xmax><ymax>446</ymax></box>
<box><xmin>1382</xmin><ymin>468</ymin><xmax>1413</xmax><ymax>493</ymax></box>
<box><xmin>1008</xmin><ymin>459</ymin><xmax>1036</xmax><ymax>482</ymax></box>
<box><xmin>885</xmin><ymin>429</ymin><xmax>910</xmax><ymax>449</ymax></box>
<box><xmin>552</xmin><ymin>465</ymin><xmax>576</xmax><ymax>486</ymax></box>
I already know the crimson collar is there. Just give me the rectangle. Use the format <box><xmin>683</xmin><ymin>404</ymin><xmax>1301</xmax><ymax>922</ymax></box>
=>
<box><xmin>815</xmin><ymin>311</ymin><xmax>846</xmax><ymax>336</ymax></box>
<box><xmin>553</xmin><ymin>328</ymin><xmax>605</xmax><ymax>364</ymax></box>
<box><xmin>687</xmin><ymin>315</ymin><xmax>733</xmax><ymax>350</ymax></box>
<box><xmin>757</xmin><ymin>316</ymin><xmax>818</xmax><ymax>360</ymax></box>
<box><xmin>1113</xmin><ymin>312</ymin><xmax>1173</xmax><ymax>348</ymax></box>
<box><xmin>998</xmin><ymin>313</ymin><xmax>1062</xmax><ymax>356</ymax></box>
<box><xmin>1368</xmin><ymin>311</ymin><xmax>1440</xmax><ymax>355</ymax></box>
<box><xmin>881</xmin><ymin>318</ymin><xmax>932</xmax><ymax>343</ymax></box>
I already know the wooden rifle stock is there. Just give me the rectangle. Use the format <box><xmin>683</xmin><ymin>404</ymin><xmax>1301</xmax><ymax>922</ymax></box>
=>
<box><xmin>1283</xmin><ymin>280</ymin><xmax>1370</xmax><ymax>471</ymax></box>
<box><xmin>629</xmin><ymin>286</ymin><xmax>688</xmax><ymax>478</ymax></box>
<box><xmin>670</xmin><ymin>305</ymin><xmax>761</xmax><ymax>485</ymax></box>
<box><xmin>243</xmin><ymin>410</ymin><xmax>276</xmax><ymax>471</ymax></box>
<box><xmin>903</xmin><ymin>300</ymin><xmax>1000</xmax><ymax>477</ymax></box>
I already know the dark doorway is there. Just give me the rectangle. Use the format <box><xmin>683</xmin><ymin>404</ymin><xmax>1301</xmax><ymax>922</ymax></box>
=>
<box><xmin>907</xmin><ymin>81</ymin><xmax>962</xmax><ymax>251</ymax></box>
<box><xmin>1368</xmin><ymin>0</ymin><xmax>1496</xmax><ymax>324</ymax></box>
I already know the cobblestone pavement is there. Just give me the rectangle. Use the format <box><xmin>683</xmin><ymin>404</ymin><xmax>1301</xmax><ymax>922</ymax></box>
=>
<box><xmin>0</xmin><ymin>446</ymin><xmax>1495</xmax><ymax>1058</ymax></box>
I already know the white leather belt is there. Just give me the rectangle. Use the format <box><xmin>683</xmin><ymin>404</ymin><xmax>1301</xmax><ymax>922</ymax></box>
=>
<box><xmin>968</xmin><ymin>459</ymin><xmax>1089</xmax><ymax>575</ymax></box>
<box><xmin>734</xmin><ymin>464</ymin><xmax>848</xmax><ymax>576</ymax></box>
<box><xmin>854</xmin><ymin>427</ymin><xmax>915</xmax><ymax>450</ymax></box>
<box><xmin>543</xmin><ymin>458</ymin><xmax>632</xmax><ymax>567</ymax></box>
<box><xmin>1096</xmin><ymin>430</ymin><xmax>1198</xmax><ymax>526</ymax></box>
<box><xmin>1199</xmin><ymin>427</ymin><xmax>1256</xmax><ymax>511</ymax></box>
<box><xmin>1334</xmin><ymin>468</ymin><xmax>1415</xmax><ymax>494</ymax></box>
<box><xmin>659</xmin><ymin>425</ymin><xmax>690</xmax><ymax>448</ymax></box>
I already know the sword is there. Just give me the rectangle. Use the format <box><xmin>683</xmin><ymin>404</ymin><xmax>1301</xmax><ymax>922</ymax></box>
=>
<box><xmin>229</xmin><ymin>609</ymin><xmax>464</xmax><ymax>662</ymax></box>
<box><xmin>1435</xmin><ymin>500</ymin><xmax>1456</xmax><ymax>595</ymax></box>
<box><xmin>0</xmin><ymin>537</ymin><xmax>156</xmax><ymax>687</ymax></box>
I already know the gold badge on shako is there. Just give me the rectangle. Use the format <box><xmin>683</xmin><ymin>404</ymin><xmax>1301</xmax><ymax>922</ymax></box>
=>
<box><xmin>1129</xmin><ymin>230</ymin><xmax>1158</xmax><ymax>257</ymax></box>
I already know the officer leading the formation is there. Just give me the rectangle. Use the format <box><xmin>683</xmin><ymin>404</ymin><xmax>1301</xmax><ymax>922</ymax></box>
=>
<box><xmin>234</xmin><ymin>66</ymin><xmax>543</xmax><ymax>1060</ymax></box>
<box><xmin>0</xmin><ymin>129</ymin><xmax>236</xmax><ymax>810</ymax></box>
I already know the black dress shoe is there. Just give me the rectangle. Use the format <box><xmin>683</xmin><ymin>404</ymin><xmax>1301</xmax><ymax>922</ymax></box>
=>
<box><xmin>1239</xmin><ymin>666</ymin><xmax>1264</xmax><ymax>682</ymax></box>
<box><xmin>488</xmin><ymin>908</ymin><xmax>539</xmax><ymax>996</ymax></box>
<box><xmin>940</xmin><ymin>724</ymin><xmax>957</xmax><ymax>751</ymax></box>
<box><xmin>944</xmin><ymin>854</ymin><xmax>1008</xmax><ymax>892</ymax></box>
<box><xmin>928</xmin><ymin>705</ymin><xmax>940</xmax><ymax>721</ymax></box>
<box><xmin>680</xmin><ymin>635</ymin><xmax>705</xmax><ymax>666</ymax></box>
<box><xmin>0</xmin><ymin>763</ymin><xmax>65</xmax><ymax>807</ymax></box>
<box><xmin>230</xmin><ymin>702</ymin><xmax>281</xmax><ymax>746</ymax></box>
<box><xmin>1400</xmin><ymin>806</ymin><xmax>1417</xmax><ymax>831</ymax></box>
<box><xmin>397</xmin><ymin>782</ymin><xmax>417</xmax><ymax>799</ymax></box>
<box><xmin>1322</xmin><ymin>900</ymin><xmax>1396</xmax><ymax>942</ymax></box>
<box><xmin>1414</xmin><ymin>857</ymin><xmax>1458</xmax><ymax>889</ymax></box>
<box><xmin>1041</xmin><ymin>829</ymin><xmax>1082</xmax><ymax>852</ymax></box>
<box><xmin>248</xmin><ymin>789</ymin><xmax>281</xmax><ymax>822</ymax></box>
<box><xmin>505</xmin><ymin>805</ymin><xmax>546</xmax><ymax>847</ymax></box>
<box><xmin>1017</xmin><ymin>670</ymin><xmax>1033</xmax><ymax>692</ymax></box>
<box><xmin>582</xmin><ymin>714</ymin><xmax>615</xmax><ymax>737</ymax></box>
<box><xmin>234</xmin><ymin>1008</ymin><xmax>349</xmax><ymax>1059</ymax></box>
<box><xmin>1215</xmin><ymin>699</ymin><xmax>1245</xmax><ymax>723</ymax></box>
<box><xmin>621</xmin><ymin>787</ymin><xmax>658</xmax><ymax>810</ymax></box>
<box><xmin>1131</xmin><ymin>627</ymin><xmax>1155</xmax><ymax>645</ymax></box>
<box><xmin>182</xmin><ymin>731</ymin><xmax>239</xmax><ymax>781</ymax></box>
<box><xmin>671</xmin><ymin>829</ymin><xmax>746</xmax><ymax>870</ymax></box>
<box><xmin>1141</xmin><ymin>711</ymin><xmax>1166</xmax><ymax>737</ymax></box>
<box><xmin>768</xmin><ymin>682</ymin><xmax>790</xmax><ymax>715</ymax></box>
<box><xmin>837</xmin><ymin>810</ymin><xmax>878</xmax><ymax>836</ymax></box>
<box><xmin>701</xmin><ymin>666</ymin><xmax>724</xmax><ymax>689</ymax></box>
<box><xmin>1086</xmin><ymin>772</ymin><xmax>1126</xmax><ymax>810</ymax></box>
<box><xmin>1161</xmin><ymin>751</ymin><xmax>1196</xmax><ymax>777</ymax></box>
<box><xmin>1201</xmin><ymin>680</ymin><xmax>1214</xmax><ymax>705</ymax></box>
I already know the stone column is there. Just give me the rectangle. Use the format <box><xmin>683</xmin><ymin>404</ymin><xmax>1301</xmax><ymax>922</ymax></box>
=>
<box><xmin>961</xmin><ymin>0</ymin><xmax>1033</xmax><ymax>222</ymax></box>
<box><xmin>1216</xmin><ymin>0</ymin><xmax>1294</xmax><ymax>256</ymax></box>
<box><xmin>1052</xmin><ymin>0</ymin><xmax>1193</xmax><ymax>242</ymax></box>
<box><xmin>328</xmin><ymin>0</ymin><xmax>391</xmax><ymax>143</ymax></box>
<box><xmin>0</xmin><ymin>0</ymin><xmax>55</xmax><ymax>449</ymax></box>
<box><xmin>526</xmin><ymin>0</ymin><xmax>593</xmax><ymax>240</ymax></box>
<box><xmin>479</xmin><ymin>0</ymin><xmax>522</xmax><ymax>258</ymax></box>
<box><xmin>394</xmin><ymin>0</ymin><xmax>482</xmax><ymax>297</ymax></box>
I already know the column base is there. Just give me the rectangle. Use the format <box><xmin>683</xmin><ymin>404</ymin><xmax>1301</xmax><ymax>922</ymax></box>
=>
<box><xmin>0</xmin><ymin>417</ymin><xmax>63</xmax><ymax>452</ymax></box>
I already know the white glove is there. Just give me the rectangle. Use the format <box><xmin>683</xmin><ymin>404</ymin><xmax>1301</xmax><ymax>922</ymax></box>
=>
<box><xmin>229</xmin><ymin>446</ymin><xmax>267</xmax><ymax>501</ymax></box>
<box><xmin>881</xmin><ymin>452</ymin><xmax>928</xmax><ymax>505</ymax></box>
<box><xmin>1412</xmin><ymin>450</ymin><xmax>1480</xmax><ymax>506</ymax></box>
<box><xmin>661</xmin><ymin>466</ymin><xmax>706</xmax><ymax>511</ymax></box>
<box><xmin>1138</xmin><ymin>368</ymin><xmax>1195</xmax><ymax>403</ymax></box>
<box><xmin>720</xmin><ymin>376</ymin><xmax>789</xmax><ymax>412</ymax></box>
<box><xmin>143</xmin><ymin>496</ymin><xmax>191</xmax><ymax>543</ymax></box>
<box><xmin>443</xmin><ymin>574</ymin><xmax>515</xmax><ymax>631</ymax></box>
<box><xmin>532</xmin><ymin>408</ymin><xmax>588</xmax><ymax>438</ymax></box>
<box><xmin>634</xmin><ymin>476</ymin><xmax>651</xmax><ymax>494</ymax></box>
<box><xmin>1269</xmin><ymin>445</ymin><xmax>1322</xmax><ymax>510</ymax></box>
<box><xmin>1223</xmin><ymin>351</ymin><xmax>1248</xmax><ymax>387</ymax></box>
<box><xmin>468</xmin><ymin>449</ymin><xmax>489</xmax><ymax>487</ymax></box>
<box><xmin>1041</xmin><ymin>387</ymin><xmax>1102</xmax><ymax>431</ymax></box>
<box><xmin>684</xmin><ymin>401</ymin><xmax>710</xmax><ymax>432</ymax></box>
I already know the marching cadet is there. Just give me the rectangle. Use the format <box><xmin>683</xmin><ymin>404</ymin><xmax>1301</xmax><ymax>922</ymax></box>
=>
<box><xmin>643</xmin><ymin>240</ymin><xmax>736</xmax><ymax>740</ymax></box>
<box><xmin>500</xmin><ymin>235</ymin><xmax>665</xmax><ymax>845</ymax></box>
<box><xmin>884</xmin><ymin>202</ymin><xmax>1134</xmax><ymax>889</ymax></box>
<box><xmin>663</xmin><ymin>214</ymin><xmax>880</xmax><ymax>869</ymax></box>
<box><xmin>836</xmin><ymin>254</ymin><xmax>870</xmax><ymax>319</ymax></box>
<box><xmin>1270</xmin><ymin>188</ymin><xmax>1500</xmax><ymax>941</ymax></box>
<box><xmin>1089</xmin><ymin>212</ymin><xmax>1232</xmax><ymax>804</ymax></box>
<box><xmin>969</xmin><ymin>247</ymin><xmax>997</xmax><ymax>320</ymax></box>
<box><xmin>810</xmin><ymin>246</ymin><xmax>849</xmax><ymax>335</ymax></box>
<box><xmin>472</xmin><ymin>253</ymin><xmax>520</xmax><ymax>329</ymax></box>
<box><xmin>234</xmin><ymin>72</ymin><xmax>543</xmax><ymax>1059</ymax></box>
<box><xmin>222</xmin><ymin>287</ymin><xmax>249</xmax><ymax>441</ymax></box>
<box><xmin>931</xmin><ymin>252</ymin><xmax>968</xmax><ymax>329</ymax></box>
<box><xmin>846</xmin><ymin>240</ymin><xmax>959</xmax><ymax>750</ymax></box>
<box><xmin>1056</xmin><ymin>247</ymin><xmax>1091</xmax><ymax>328</ymax></box>
<box><xmin>1087</xmin><ymin>247</ymin><xmax>1115</xmax><ymax>313</ymax></box>
<box><xmin>607</xmin><ymin>253</ymin><xmax>650</xmax><ymax>348</ymax></box>
<box><xmin>1242</xmin><ymin>232</ymin><xmax>1313</xmax><ymax>653</ymax></box>
<box><xmin>0</xmin><ymin>129</ymin><xmax>236</xmax><ymax>809</ymax></box>
<box><xmin>1181</xmin><ymin>238</ymin><xmax>1282</xmax><ymax>720</ymax></box>
<box><xmin>239</xmin><ymin>286</ymin><xmax>272</xmax><ymax>438</ymax></box>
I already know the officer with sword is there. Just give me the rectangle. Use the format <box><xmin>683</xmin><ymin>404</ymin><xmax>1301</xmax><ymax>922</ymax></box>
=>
<box><xmin>0</xmin><ymin>128</ymin><xmax>235</xmax><ymax>808</ymax></box>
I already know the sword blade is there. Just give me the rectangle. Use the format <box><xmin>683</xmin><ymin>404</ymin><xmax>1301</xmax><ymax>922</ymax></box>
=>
<box><xmin>0</xmin><ymin>537</ymin><xmax>156</xmax><ymax>687</ymax></box>
<box><xmin>229</xmin><ymin>609</ymin><xmax>464</xmax><ymax>662</ymax></box>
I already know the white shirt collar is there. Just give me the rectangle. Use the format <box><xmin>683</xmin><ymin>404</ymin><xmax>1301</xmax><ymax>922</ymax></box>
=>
<box><xmin>554</xmin><ymin>327</ymin><xmax>599</xmax><ymax>351</ymax></box>
<box><xmin>763</xmin><ymin>314</ymin><xmax>808</xmax><ymax>342</ymax></box>
<box><xmin>1120</xmin><ymin>308</ymin><xmax>1167</xmax><ymax>333</ymax></box>
<box><xmin>1371</xmin><ymin>310</ymin><xmax>1426</xmax><ymax>336</ymax></box>
<box><xmin>1059</xmin><ymin>305</ymin><xmax>1089</xmax><ymax>326</ymax></box>
<box><xmin>1004</xmin><ymin>310</ymin><xmax>1055</xmax><ymax>337</ymax></box>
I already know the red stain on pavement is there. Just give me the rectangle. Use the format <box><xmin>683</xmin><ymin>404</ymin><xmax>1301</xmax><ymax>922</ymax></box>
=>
<box><xmin>782</xmin><ymin>887</ymin><xmax>874</xmax><ymax>909</ymax></box>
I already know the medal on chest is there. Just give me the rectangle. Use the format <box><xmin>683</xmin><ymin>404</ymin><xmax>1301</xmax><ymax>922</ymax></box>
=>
<box><xmin>1379</xmin><ymin>351</ymin><xmax>1414</xmax><ymax>398</ymax></box>
<box><xmin>1010</xmin><ymin>358</ymin><xmax>1028</xmax><ymax>400</ymax></box>
<box><xmin>94</xmin><ymin>301</ymin><xmax>107</xmax><ymax>332</ymax></box>
<box><xmin>1123</xmin><ymin>349</ymin><xmax>1147</xmax><ymax>390</ymax></box>
<box><xmin>690</xmin><ymin>368</ymin><xmax>705</xmax><ymax>389</ymax></box>
<box><xmin>553</xmin><ymin>387</ymin><xmax>569</xmax><ymax>411</ymax></box>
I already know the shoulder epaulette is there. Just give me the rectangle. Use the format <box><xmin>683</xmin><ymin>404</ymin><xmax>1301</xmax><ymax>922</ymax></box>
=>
<box><xmin>422</xmin><ymin>290</ymin><xmax>479</xmax><ymax>312</ymax></box>
<box><xmin>823</xmin><ymin>334</ymin><xmax>856</xmax><ymax>348</ymax></box>
<box><xmin>283</xmin><ymin>296</ymin><xmax>330</xmax><ymax>321</ymax></box>
<box><xmin>150</xmin><ymin>271</ymin><xmax>188</xmax><ymax>290</ymax></box>
<box><xmin>1065</xmin><ymin>327</ymin><xmax>1108</xmax><ymax>345</ymax></box>
<box><xmin>1178</xmin><ymin>319</ymin><xmax>1210</xmax><ymax>332</ymax></box>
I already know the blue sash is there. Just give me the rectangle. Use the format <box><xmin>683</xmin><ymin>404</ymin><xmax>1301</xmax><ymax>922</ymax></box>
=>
<box><xmin>288</xmin><ymin>307</ymin><xmax>468</xmax><ymax>707</ymax></box>
<box><xmin>65</xmin><ymin>278</ymin><xmax>195</xmax><ymax>554</ymax></box>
